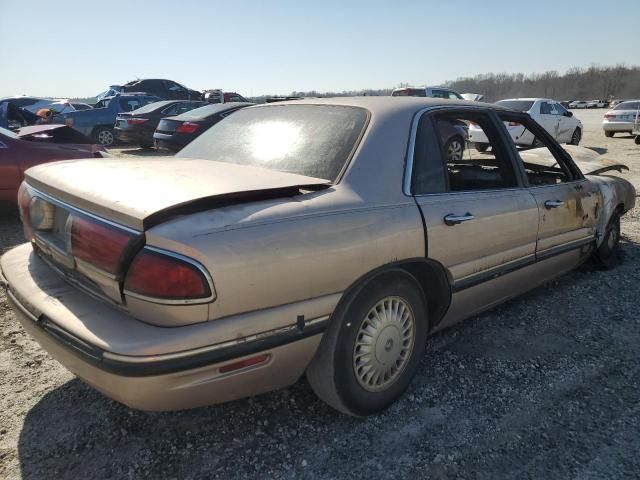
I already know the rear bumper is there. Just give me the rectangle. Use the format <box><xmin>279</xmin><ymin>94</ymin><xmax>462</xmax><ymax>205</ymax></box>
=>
<box><xmin>1</xmin><ymin>244</ymin><xmax>326</xmax><ymax>410</ymax></box>
<box><xmin>114</xmin><ymin>127</ymin><xmax>151</xmax><ymax>145</ymax></box>
<box><xmin>602</xmin><ymin>121</ymin><xmax>634</xmax><ymax>132</ymax></box>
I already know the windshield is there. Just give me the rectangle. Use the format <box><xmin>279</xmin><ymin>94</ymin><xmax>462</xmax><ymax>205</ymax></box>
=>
<box><xmin>495</xmin><ymin>100</ymin><xmax>535</xmax><ymax>112</ymax></box>
<box><xmin>614</xmin><ymin>101</ymin><xmax>640</xmax><ymax>111</ymax></box>
<box><xmin>0</xmin><ymin>126</ymin><xmax>19</xmax><ymax>139</ymax></box>
<box><xmin>177</xmin><ymin>104</ymin><xmax>368</xmax><ymax>181</ymax></box>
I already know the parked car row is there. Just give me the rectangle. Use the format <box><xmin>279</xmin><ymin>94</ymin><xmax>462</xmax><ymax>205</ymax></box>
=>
<box><xmin>568</xmin><ymin>99</ymin><xmax>609</xmax><ymax>109</ymax></box>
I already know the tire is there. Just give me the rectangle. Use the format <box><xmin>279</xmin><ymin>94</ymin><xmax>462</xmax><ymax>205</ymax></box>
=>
<box><xmin>605</xmin><ymin>131</ymin><xmax>614</xmax><ymax>138</ymax></box>
<box><xmin>635</xmin><ymin>136</ymin><xmax>640</xmax><ymax>145</ymax></box>
<box><xmin>93</xmin><ymin>127</ymin><xmax>115</xmax><ymax>147</ymax></box>
<box><xmin>444</xmin><ymin>136</ymin><xmax>465</xmax><ymax>161</ymax></box>
<box><xmin>594</xmin><ymin>213</ymin><xmax>621</xmax><ymax>269</ymax></box>
<box><xmin>139</xmin><ymin>142</ymin><xmax>154</xmax><ymax>149</ymax></box>
<box><xmin>306</xmin><ymin>271</ymin><xmax>428</xmax><ymax>416</ymax></box>
<box><xmin>475</xmin><ymin>143</ymin><xmax>489</xmax><ymax>153</ymax></box>
<box><xmin>570</xmin><ymin>128</ymin><xmax>582</xmax><ymax>145</ymax></box>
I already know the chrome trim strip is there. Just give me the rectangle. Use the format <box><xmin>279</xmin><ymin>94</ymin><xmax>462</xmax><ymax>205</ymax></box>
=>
<box><xmin>536</xmin><ymin>237</ymin><xmax>594</xmax><ymax>261</ymax></box>
<box><xmin>123</xmin><ymin>245</ymin><xmax>217</xmax><ymax>305</ymax></box>
<box><xmin>27</xmin><ymin>186</ymin><xmax>141</xmax><ymax>235</ymax></box>
<box><xmin>102</xmin><ymin>315</ymin><xmax>330</xmax><ymax>364</ymax></box>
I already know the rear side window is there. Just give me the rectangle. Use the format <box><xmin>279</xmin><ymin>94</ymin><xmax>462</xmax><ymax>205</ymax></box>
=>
<box><xmin>177</xmin><ymin>105</ymin><xmax>368</xmax><ymax>182</ymax></box>
<box><xmin>614</xmin><ymin>101</ymin><xmax>640</xmax><ymax>110</ymax></box>
<box><xmin>413</xmin><ymin>110</ymin><xmax>518</xmax><ymax>193</ymax></box>
<box><xmin>540</xmin><ymin>102</ymin><xmax>553</xmax><ymax>114</ymax></box>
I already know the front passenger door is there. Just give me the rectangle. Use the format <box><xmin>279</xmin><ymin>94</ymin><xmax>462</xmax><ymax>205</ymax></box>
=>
<box><xmin>538</xmin><ymin>101</ymin><xmax>560</xmax><ymax>140</ymax></box>
<box><xmin>498</xmin><ymin>112</ymin><xmax>600</xmax><ymax>265</ymax></box>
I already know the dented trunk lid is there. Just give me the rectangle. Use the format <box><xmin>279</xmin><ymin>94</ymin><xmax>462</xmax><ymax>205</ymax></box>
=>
<box><xmin>25</xmin><ymin>157</ymin><xmax>330</xmax><ymax>230</ymax></box>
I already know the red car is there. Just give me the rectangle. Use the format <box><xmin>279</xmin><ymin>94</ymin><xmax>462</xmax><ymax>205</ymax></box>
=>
<box><xmin>0</xmin><ymin>125</ymin><xmax>107</xmax><ymax>208</ymax></box>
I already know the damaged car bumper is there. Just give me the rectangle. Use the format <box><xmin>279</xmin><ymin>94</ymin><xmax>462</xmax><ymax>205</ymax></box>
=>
<box><xmin>1</xmin><ymin>243</ymin><xmax>325</xmax><ymax>411</ymax></box>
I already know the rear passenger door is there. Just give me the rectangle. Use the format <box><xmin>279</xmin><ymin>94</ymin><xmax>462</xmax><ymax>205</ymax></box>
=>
<box><xmin>411</xmin><ymin>108</ymin><xmax>538</xmax><ymax>298</ymax></box>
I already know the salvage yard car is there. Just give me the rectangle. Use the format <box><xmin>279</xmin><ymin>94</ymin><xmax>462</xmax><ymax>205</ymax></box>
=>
<box><xmin>1</xmin><ymin>98</ymin><xmax>635</xmax><ymax>416</ymax></box>
<box><xmin>0</xmin><ymin>125</ymin><xmax>106</xmax><ymax>208</ymax></box>
<box><xmin>114</xmin><ymin>100</ymin><xmax>207</xmax><ymax>148</ymax></box>
<box><xmin>64</xmin><ymin>93</ymin><xmax>161</xmax><ymax>146</ymax></box>
<box><xmin>603</xmin><ymin>100</ymin><xmax>640</xmax><ymax>137</ymax></box>
<box><xmin>469</xmin><ymin>98</ymin><xmax>582</xmax><ymax>150</ymax></box>
<box><xmin>153</xmin><ymin>102</ymin><xmax>253</xmax><ymax>152</ymax></box>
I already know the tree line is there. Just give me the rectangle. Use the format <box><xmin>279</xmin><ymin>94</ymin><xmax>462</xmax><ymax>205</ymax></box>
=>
<box><xmin>252</xmin><ymin>64</ymin><xmax>640</xmax><ymax>103</ymax></box>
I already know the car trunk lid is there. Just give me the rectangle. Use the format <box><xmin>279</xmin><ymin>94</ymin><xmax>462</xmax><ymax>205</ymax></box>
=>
<box><xmin>24</xmin><ymin>157</ymin><xmax>330</xmax><ymax>231</ymax></box>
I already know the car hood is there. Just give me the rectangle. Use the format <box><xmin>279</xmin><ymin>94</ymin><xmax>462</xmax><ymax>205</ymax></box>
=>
<box><xmin>519</xmin><ymin>145</ymin><xmax>629</xmax><ymax>176</ymax></box>
<box><xmin>25</xmin><ymin>158</ymin><xmax>330</xmax><ymax>230</ymax></box>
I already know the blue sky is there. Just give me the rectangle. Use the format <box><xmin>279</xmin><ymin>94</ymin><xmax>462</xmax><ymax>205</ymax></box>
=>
<box><xmin>1</xmin><ymin>0</ymin><xmax>638</xmax><ymax>98</ymax></box>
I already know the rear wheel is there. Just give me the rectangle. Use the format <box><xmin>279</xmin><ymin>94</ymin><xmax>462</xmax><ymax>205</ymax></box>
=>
<box><xmin>307</xmin><ymin>271</ymin><xmax>428</xmax><ymax>416</ymax></box>
<box><xmin>93</xmin><ymin>127</ymin><xmax>115</xmax><ymax>147</ymax></box>
<box><xmin>570</xmin><ymin>128</ymin><xmax>582</xmax><ymax>145</ymax></box>
<box><xmin>635</xmin><ymin>136</ymin><xmax>640</xmax><ymax>145</ymax></box>
<box><xmin>594</xmin><ymin>213</ymin><xmax>621</xmax><ymax>269</ymax></box>
<box><xmin>475</xmin><ymin>143</ymin><xmax>489</xmax><ymax>153</ymax></box>
<box><xmin>605</xmin><ymin>131</ymin><xmax>614</xmax><ymax>138</ymax></box>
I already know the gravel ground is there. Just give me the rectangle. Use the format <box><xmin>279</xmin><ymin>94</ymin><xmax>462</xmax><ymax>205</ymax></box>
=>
<box><xmin>1</xmin><ymin>109</ymin><xmax>639</xmax><ymax>479</ymax></box>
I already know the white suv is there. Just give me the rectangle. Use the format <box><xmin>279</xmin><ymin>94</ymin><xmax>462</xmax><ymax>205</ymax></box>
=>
<box><xmin>469</xmin><ymin>98</ymin><xmax>583</xmax><ymax>150</ymax></box>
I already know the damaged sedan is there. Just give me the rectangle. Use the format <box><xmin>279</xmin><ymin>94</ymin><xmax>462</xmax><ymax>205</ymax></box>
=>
<box><xmin>1</xmin><ymin>98</ymin><xmax>635</xmax><ymax>416</ymax></box>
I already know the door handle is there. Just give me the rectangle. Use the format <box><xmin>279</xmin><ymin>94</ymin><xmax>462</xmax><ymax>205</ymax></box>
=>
<box><xmin>444</xmin><ymin>213</ymin><xmax>475</xmax><ymax>226</ymax></box>
<box><xmin>544</xmin><ymin>200</ymin><xmax>565</xmax><ymax>209</ymax></box>
<box><xmin>573</xmin><ymin>184</ymin><xmax>584</xmax><ymax>191</ymax></box>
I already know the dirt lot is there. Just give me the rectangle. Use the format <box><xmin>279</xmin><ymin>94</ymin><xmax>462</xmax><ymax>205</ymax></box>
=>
<box><xmin>1</xmin><ymin>109</ymin><xmax>639</xmax><ymax>479</ymax></box>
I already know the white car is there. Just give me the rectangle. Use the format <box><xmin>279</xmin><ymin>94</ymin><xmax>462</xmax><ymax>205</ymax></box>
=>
<box><xmin>603</xmin><ymin>100</ymin><xmax>640</xmax><ymax>137</ymax></box>
<box><xmin>587</xmin><ymin>99</ymin><xmax>607</xmax><ymax>108</ymax></box>
<box><xmin>469</xmin><ymin>98</ymin><xmax>583</xmax><ymax>150</ymax></box>
<box><xmin>569</xmin><ymin>100</ymin><xmax>590</xmax><ymax>109</ymax></box>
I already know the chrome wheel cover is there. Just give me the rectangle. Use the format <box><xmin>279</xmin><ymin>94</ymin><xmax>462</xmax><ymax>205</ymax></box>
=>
<box><xmin>447</xmin><ymin>139</ymin><xmax>463</xmax><ymax>161</ymax></box>
<box><xmin>98</xmin><ymin>130</ymin><xmax>114</xmax><ymax>146</ymax></box>
<box><xmin>353</xmin><ymin>296</ymin><xmax>415</xmax><ymax>392</ymax></box>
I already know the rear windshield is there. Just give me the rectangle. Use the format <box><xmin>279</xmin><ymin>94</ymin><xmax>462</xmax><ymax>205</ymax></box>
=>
<box><xmin>495</xmin><ymin>100</ymin><xmax>535</xmax><ymax>112</ymax></box>
<box><xmin>177</xmin><ymin>105</ymin><xmax>368</xmax><ymax>182</ymax></box>
<box><xmin>392</xmin><ymin>89</ymin><xmax>426</xmax><ymax>97</ymax></box>
<box><xmin>614</xmin><ymin>101</ymin><xmax>640</xmax><ymax>110</ymax></box>
<box><xmin>131</xmin><ymin>100</ymin><xmax>173</xmax><ymax>114</ymax></box>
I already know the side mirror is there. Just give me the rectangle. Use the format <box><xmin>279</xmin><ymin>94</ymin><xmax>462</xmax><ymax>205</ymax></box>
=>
<box><xmin>564</xmin><ymin>111</ymin><xmax>573</xmax><ymax>117</ymax></box>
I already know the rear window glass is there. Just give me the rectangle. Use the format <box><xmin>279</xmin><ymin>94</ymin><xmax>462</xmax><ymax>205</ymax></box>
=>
<box><xmin>131</xmin><ymin>100</ymin><xmax>173</xmax><ymax>114</ymax></box>
<box><xmin>177</xmin><ymin>105</ymin><xmax>368</xmax><ymax>182</ymax></box>
<box><xmin>495</xmin><ymin>100</ymin><xmax>535</xmax><ymax>112</ymax></box>
<box><xmin>614</xmin><ymin>101</ymin><xmax>640</xmax><ymax>110</ymax></box>
<box><xmin>392</xmin><ymin>89</ymin><xmax>426</xmax><ymax>97</ymax></box>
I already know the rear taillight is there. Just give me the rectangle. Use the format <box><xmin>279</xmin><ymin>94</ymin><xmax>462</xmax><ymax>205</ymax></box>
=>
<box><xmin>175</xmin><ymin>122</ymin><xmax>200</xmax><ymax>134</ymax></box>
<box><xmin>604</xmin><ymin>114</ymin><xmax>616</xmax><ymax>120</ymax></box>
<box><xmin>124</xmin><ymin>248</ymin><xmax>213</xmax><ymax>302</ymax></box>
<box><xmin>127</xmin><ymin>118</ymin><xmax>148</xmax><ymax>125</ymax></box>
<box><xmin>71</xmin><ymin>216</ymin><xmax>136</xmax><ymax>274</ymax></box>
<box><xmin>17</xmin><ymin>183</ymin><xmax>33</xmax><ymax>240</ymax></box>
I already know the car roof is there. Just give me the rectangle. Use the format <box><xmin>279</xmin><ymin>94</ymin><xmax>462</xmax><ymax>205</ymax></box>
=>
<box><xmin>252</xmin><ymin>96</ymin><xmax>513</xmax><ymax>114</ymax></box>
<box><xmin>498</xmin><ymin>98</ymin><xmax>549</xmax><ymax>102</ymax></box>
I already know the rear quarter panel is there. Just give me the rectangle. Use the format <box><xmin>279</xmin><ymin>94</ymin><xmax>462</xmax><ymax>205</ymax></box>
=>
<box><xmin>144</xmin><ymin>187</ymin><xmax>425</xmax><ymax>322</ymax></box>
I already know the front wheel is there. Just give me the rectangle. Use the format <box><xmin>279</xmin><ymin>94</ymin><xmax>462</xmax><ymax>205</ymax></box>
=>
<box><xmin>475</xmin><ymin>143</ymin><xmax>489</xmax><ymax>153</ymax></box>
<box><xmin>306</xmin><ymin>271</ymin><xmax>428</xmax><ymax>416</ymax></box>
<box><xmin>594</xmin><ymin>213</ymin><xmax>621</xmax><ymax>269</ymax></box>
<box><xmin>605</xmin><ymin>131</ymin><xmax>614</xmax><ymax>138</ymax></box>
<box><xmin>634</xmin><ymin>136</ymin><xmax>640</xmax><ymax>145</ymax></box>
<box><xmin>570</xmin><ymin>128</ymin><xmax>582</xmax><ymax>145</ymax></box>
